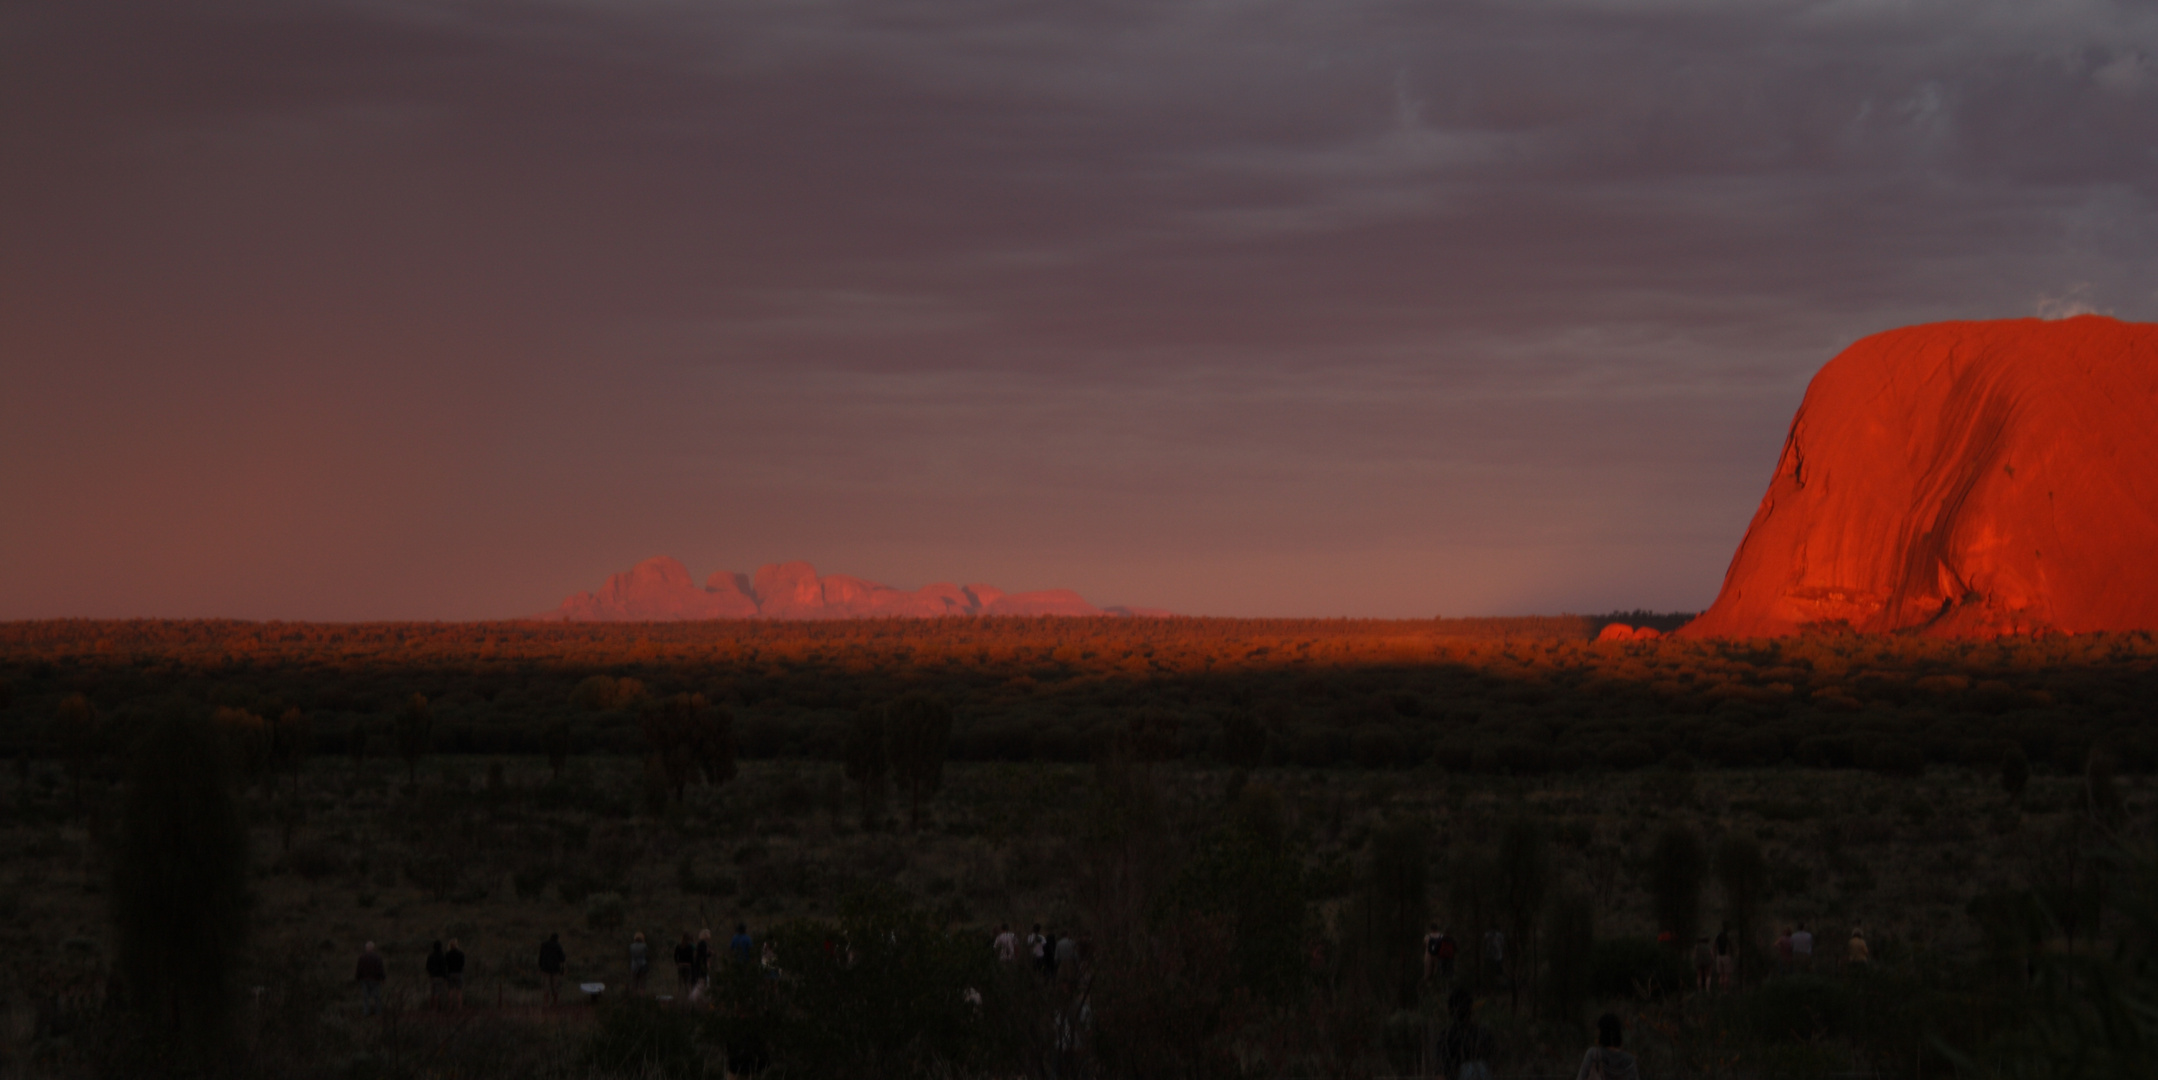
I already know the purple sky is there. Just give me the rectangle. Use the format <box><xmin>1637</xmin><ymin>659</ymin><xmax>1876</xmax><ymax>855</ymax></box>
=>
<box><xmin>4</xmin><ymin>0</ymin><xmax>2154</xmax><ymax>620</ymax></box>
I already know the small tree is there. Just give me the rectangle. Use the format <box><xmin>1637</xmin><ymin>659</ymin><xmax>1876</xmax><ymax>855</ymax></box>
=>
<box><xmin>639</xmin><ymin>693</ymin><xmax>736</xmax><ymax>803</ymax></box>
<box><xmin>887</xmin><ymin>694</ymin><xmax>952</xmax><ymax>831</ymax></box>
<box><xmin>112</xmin><ymin>712</ymin><xmax>250</xmax><ymax>1074</ymax></box>
<box><xmin>1496</xmin><ymin>816</ymin><xmax>1551</xmax><ymax>1012</ymax></box>
<box><xmin>270</xmin><ymin>707</ymin><xmax>308</xmax><ymax>795</ymax></box>
<box><xmin>1650</xmin><ymin>822</ymin><xmax>1706</xmax><ymax>948</ymax></box>
<box><xmin>544</xmin><ymin>721</ymin><xmax>573</xmax><ymax>782</ymax></box>
<box><xmin>212</xmin><ymin>707</ymin><xmax>272</xmax><ymax>791</ymax></box>
<box><xmin>2002</xmin><ymin>743</ymin><xmax>2030</xmax><ymax>805</ymax></box>
<box><xmin>1220</xmin><ymin>711</ymin><xmax>1267</xmax><ymax>769</ymax></box>
<box><xmin>572</xmin><ymin>675</ymin><xmax>619</xmax><ymax>711</ymax></box>
<box><xmin>845</xmin><ymin>709</ymin><xmax>888</xmax><ymax>828</ymax></box>
<box><xmin>54</xmin><ymin>693</ymin><xmax>101</xmax><ymax>809</ymax></box>
<box><xmin>1715</xmin><ymin>834</ymin><xmax>1768</xmax><ymax>987</ymax></box>
<box><xmin>1542</xmin><ymin>891</ymin><xmax>1595</xmax><ymax>1021</ymax></box>
<box><xmin>2089</xmin><ymin>750</ymin><xmax>2127</xmax><ymax>832</ymax></box>
<box><xmin>1359</xmin><ymin>818</ymin><xmax>1429</xmax><ymax>1007</ymax></box>
<box><xmin>395</xmin><ymin>694</ymin><xmax>432</xmax><ymax>783</ymax></box>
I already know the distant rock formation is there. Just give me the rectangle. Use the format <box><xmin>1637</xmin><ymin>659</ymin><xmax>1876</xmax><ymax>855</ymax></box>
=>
<box><xmin>1680</xmin><ymin>316</ymin><xmax>2158</xmax><ymax>638</ymax></box>
<box><xmin>539</xmin><ymin>557</ymin><xmax>1163</xmax><ymax>621</ymax></box>
<box><xmin>1596</xmin><ymin>623</ymin><xmax>1663</xmax><ymax>642</ymax></box>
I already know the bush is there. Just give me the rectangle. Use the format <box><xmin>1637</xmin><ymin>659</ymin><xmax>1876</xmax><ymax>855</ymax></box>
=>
<box><xmin>1589</xmin><ymin>937</ymin><xmax>1693</xmax><ymax>1001</ymax></box>
<box><xmin>580</xmin><ymin>996</ymin><xmax>707</xmax><ymax>1078</ymax></box>
<box><xmin>586</xmin><ymin>892</ymin><xmax>626</xmax><ymax>930</ymax></box>
<box><xmin>1648</xmin><ymin>822</ymin><xmax>1705</xmax><ymax>943</ymax></box>
<box><xmin>1351</xmin><ymin>727</ymin><xmax>1409</xmax><ymax>770</ymax></box>
<box><xmin>1734</xmin><ymin>974</ymin><xmax>1853</xmax><ymax>1042</ymax></box>
<box><xmin>282</xmin><ymin>842</ymin><xmax>347</xmax><ymax>881</ymax></box>
<box><xmin>708</xmin><ymin>885</ymin><xmax>1020</xmax><ymax>1076</ymax></box>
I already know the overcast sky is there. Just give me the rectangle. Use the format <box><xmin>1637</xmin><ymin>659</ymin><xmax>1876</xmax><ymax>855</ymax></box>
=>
<box><xmin>3</xmin><ymin>0</ymin><xmax>2153</xmax><ymax>620</ymax></box>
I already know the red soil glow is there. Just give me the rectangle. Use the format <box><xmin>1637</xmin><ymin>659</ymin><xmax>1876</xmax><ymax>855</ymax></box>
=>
<box><xmin>1681</xmin><ymin>316</ymin><xmax>2158</xmax><ymax>638</ymax></box>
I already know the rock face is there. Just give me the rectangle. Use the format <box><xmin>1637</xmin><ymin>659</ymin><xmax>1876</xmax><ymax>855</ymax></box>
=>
<box><xmin>540</xmin><ymin>558</ymin><xmax>1157</xmax><ymax>621</ymax></box>
<box><xmin>1680</xmin><ymin>316</ymin><xmax>2158</xmax><ymax>638</ymax></box>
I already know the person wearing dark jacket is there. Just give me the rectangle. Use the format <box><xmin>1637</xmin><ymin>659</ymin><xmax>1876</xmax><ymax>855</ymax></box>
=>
<box><xmin>444</xmin><ymin>939</ymin><xmax>466</xmax><ymax>1010</ymax></box>
<box><xmin>629</xmin><ymin>932</ymin><xmax>650</xmax><ymax>994</ymax></box>
<box><xmin>674</xmin><ymin>933</ymin><xmax>695</xmax><ymax>993</ymax></box>
<box><xmin>539</xmin><ymin>934</ymin><xmax>567</xmax><ymax>1006</ymax></box>
<box><xmin>425</xmin><ymin>941</ymin><xmax>447</xmax><ymax>1008</ymax></box>
<box><xmin>1438</xmin><ymin>988</ymin><xmax>1495</xmax><ymax>1080</ymax></box>
<box><xmin>355</xmin><ymin>942</ymin><xmax>387</xmax><ymax>1017</ymax></box>
<box><xmin>1575</xmin><ymin>1013</ymin><xmax>1641</xmax><ymax>1080</ymax></box>
<box><xmin>693</xmin><ymin>930</ymin><xmax>713</xmax><ymax>996</ymax></box>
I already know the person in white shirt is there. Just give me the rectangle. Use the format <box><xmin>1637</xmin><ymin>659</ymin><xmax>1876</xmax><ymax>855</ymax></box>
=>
<box><xmin>1791</xmin><ymin>923</ymin><xmax>1815</xmax><ymax>970</ymax></box>
<box><xmin>994</xmin><ymin>923</ymin><xmax>1018</xmax><ymax>962</ymax></box>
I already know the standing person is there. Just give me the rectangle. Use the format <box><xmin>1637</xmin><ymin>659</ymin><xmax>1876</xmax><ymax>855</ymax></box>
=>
<box><xmin>539</xmin><ymin>933</ymin><xmax>567</xmax><ymax>1007</ymax></box>
<box><xmin>444</xmin><ymin>938</ymin><xmax>466</xmax><ymax>1010</ymax></box>
<box><xmin>1774</xmin><ymin>927</ymin><xmax>1794</xmax><ymax>975</ymax></box>
<box><xmin>994</xmin><ymin>923</ymin><xmax>1018</xmax><ymax>962</ymax></box>
<box><xmin>1424</xmin><ymin>923</ymin><xmax>1444</xmax><ymax>983</ymax></box>
<box><xmin>1483</xmin><ymin>929</ymin><xmax>1507</xmax><ymax>988</ymax></box>
<box><xmin>1848</xmin><ymin>928</ymin><xmax>1870</xmax><ymax>967</ymax></box>
<box><xmin>1692</xmin><ymin>936</ymin><xmax>1715</xmax><ymax>993</ymax></box>
<box><xmin>1437</xmin><ymin>988</ymin><xmax>1495</xmax><ymax>1080</ymax></box>
<box><xmin>692</xmin><ymin>929</ymin><xmax>713</xmax><ymax>1000</ymax></box>
<box><xmin>1714</xmin><ymin>925</ymin><xmax>1735</xmax><ymax>991</ymax></box>
<box><xmin>425</xmin><ymin>940</ymin><xmax>447</xmax><ymax>1009</ymax></box>
<box><xmin>629</xmin><ymin>932</ymin><xmax>650</xmax><ymax>994</ymax></box>
<box><xmin>1437</xmin><ymin>928</ymin><xmax>1458</xmax><ymax>982</ymax></box>
<box><xmin>1574</xmin><ymin>1013</ymin><xmax>1641</xmax><ymax>1080</ymax></box>
<box><xmin>355</xmin><ymin>942</ymin><xmax>386</xmax><ymax>1017</ymax></box>
<box><xmin>1791</xmin><ymin>923</ymin><xmax>1815</xmax><ymax>971</ymax></box>
<box><xmin>1055</xmin><ymin>932</ymin><xmax>1080</xmax><ymax>988</ymax></box>
<box><xmin>1042</xmin><ymin>929</ymin><xmax>1061</xmax><ymax>980</ymax></box>
<box><xmin>674</xmin><ymin>933</ymin><xmax>695</xmax><ymax>995</ymax></box>
<box><xmin>1028</xmin><ymin>924</ymin><xmax>1047</xmax><ymax>971</ymax></box>
<box><xmin>730</xmin><ymin>923</ymin><xmax>755</xmax><ymax>968</ymax></box>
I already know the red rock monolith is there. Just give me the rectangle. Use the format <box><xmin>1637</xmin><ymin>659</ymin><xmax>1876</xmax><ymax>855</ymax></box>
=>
<box><xmin>1680</xmin><ymin>316</ymin><xmax>2158</xmax><ymax>638</ymax></box>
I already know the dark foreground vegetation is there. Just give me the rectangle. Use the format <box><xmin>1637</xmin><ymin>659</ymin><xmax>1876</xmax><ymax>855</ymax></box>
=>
<box><xmin>2</xmin><ymin>616</ymin><xmax>2156</xmax><ymax>1078</ymax></box>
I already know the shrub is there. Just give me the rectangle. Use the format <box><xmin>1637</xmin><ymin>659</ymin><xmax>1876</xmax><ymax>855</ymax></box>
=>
<box><xmin>1648</xmin><ymin>823</ymin><xmax>1705</xmax><ymax>944</ymax></box>
<box><xmin>1735</xmin><ymin>974</ymin><xmax>1853</xmax><ymax>1042</ymax></box>
<box><xmin>708</xmin><ymin>885</ymin><xmax>1020</xmax><ymax>1076</ymax></box>
<box><xmin>282</xmin><ymin>842</ymin><xmax>347</xmax><ymax>881</ymax></box>
<box><xmin>1543</xmin><ymin>891</ymin><xmax>1596</xmax><ymax>1020</ymax></box>
<box><xmin>1351</xmin><ymin>727</ymin><xmax>1408</xmax><ymax>770</ymax></box>
<box><xmin>1589</xmin><ymin>937</ymin><xmax>1692</xmax><ymax>1001</ymax></box>
<box><xmin>586</xmin><ymin>891</ymin><xmax>626</xmax><ymax>930</ymax></box>
<box><xmin>580</xmin><ymin>996</ymin><xmax>706</xmax><ymax>1079</ymax></box>
<box><xmin>111</xmin><ymin>712</ymin><xmax>250</xmax><ymax>1074</ymax></box>
<box><xmin>1381</xmin><ymin>1011</ymin><xmax>1428</xmax><ymax>1076</ymax></box>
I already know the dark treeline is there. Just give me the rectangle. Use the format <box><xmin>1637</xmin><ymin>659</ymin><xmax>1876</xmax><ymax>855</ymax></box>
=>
<box><xmin>3</xmin><ymin>616</ymin><xmax>2154</xmax><ymax>779</ymax></box>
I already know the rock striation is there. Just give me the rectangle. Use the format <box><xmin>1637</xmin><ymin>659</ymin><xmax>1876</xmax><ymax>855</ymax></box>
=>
<box><xmin>1680</xmin><ymin>316</ymin><xmax>2158</xmax><ymax>638</ymax></box>
<box><xmin>540</xmin><ymin>557</ymin><xmax>1160</xmax><ymax>621</ymax></box>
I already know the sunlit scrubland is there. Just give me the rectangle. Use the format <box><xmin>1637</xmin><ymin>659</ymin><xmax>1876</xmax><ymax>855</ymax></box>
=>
<box><xmin>4</xmin><ymin>617</ymin><xmax>2157</xmax><ymax>1078</ymax></box>
<box><xmin>2</xmin><ymin>615</ymin><xmax>2153</xmax><ymax>774</ymax></box>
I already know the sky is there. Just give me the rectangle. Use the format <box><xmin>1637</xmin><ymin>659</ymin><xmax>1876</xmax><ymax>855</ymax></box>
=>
<box><xmin>3</xmin><ymin>0</ymin><xmax>2155</xmax><ymax>621</ymax></box>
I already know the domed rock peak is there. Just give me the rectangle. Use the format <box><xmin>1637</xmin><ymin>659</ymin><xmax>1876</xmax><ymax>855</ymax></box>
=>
<box><xmin>1681</xmin><ymin>316</ymin><xmax>2158</xmax><ymax>638</ymax></box>
<box><xmin>538</xmin><ymin>559</ymin><xmax>1145</xmax><ymax>621</ymax></box>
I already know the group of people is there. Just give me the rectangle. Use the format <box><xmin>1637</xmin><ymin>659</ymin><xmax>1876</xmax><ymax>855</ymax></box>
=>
<box><xmin>1433</xmin><ymin>987</ymin><xmax>1641</xmax><ymax>1080</ymax></box>
<box><xmin>1772</xmin><ymin>922</ymin><xmax>1871</xmax><ymax>971</ymax></box>
<box><xmin>1421</xmin><ymin>926</ymin><xmax>1507</xmax><ymax>987</ymax></box>
<box><xmin>353</xmin><ymin>923</ymin><xmax>776</xmax><ymax>1015</ymax></box>
<box><xmin>992</xmin><ymin>922</ymin><xmax>1086</xmax><ymax>984</ymax></box>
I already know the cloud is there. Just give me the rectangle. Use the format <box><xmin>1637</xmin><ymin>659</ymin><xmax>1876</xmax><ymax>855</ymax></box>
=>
<box><xmin>1</xmin><ymin>0</ymin><xmax>2155</xmax><ymax>617</ymax></box>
